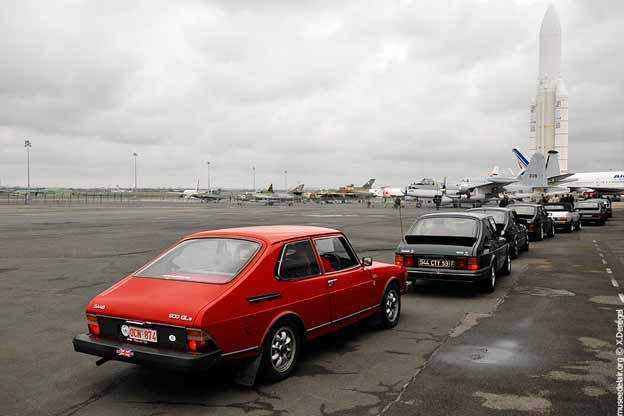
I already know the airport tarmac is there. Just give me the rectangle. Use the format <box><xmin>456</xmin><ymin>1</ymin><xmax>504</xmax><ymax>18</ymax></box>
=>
<box><xmin>1</xmin><ymin>202</ymin><xmax>621</xmax><ymax>416</ymax></box>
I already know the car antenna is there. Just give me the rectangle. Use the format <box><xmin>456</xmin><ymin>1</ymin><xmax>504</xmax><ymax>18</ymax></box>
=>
<box><xmin>399</xmin><ymin>199</ymin><xmax>405</xmax><ymax>243</ymax></box>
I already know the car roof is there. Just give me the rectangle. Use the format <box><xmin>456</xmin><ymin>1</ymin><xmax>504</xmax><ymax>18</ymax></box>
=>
<box><xmin>184</xmin><ymin>225</ymin><xmax>341</xmax><ymax>245</ymax></box>
<box><xmin>512</xmin><ymin>203</ymin><xmax>539</xmax><ymax>207</ymax></box>
<box><xmin>467</xmin><ymin>207</ymin><xmax>510</xmax><ymax>213</ymax></box>
<box><xmin>418</xmin><ymin>212</ymin><xmax>486</xmax><ymax>221</ymax></box>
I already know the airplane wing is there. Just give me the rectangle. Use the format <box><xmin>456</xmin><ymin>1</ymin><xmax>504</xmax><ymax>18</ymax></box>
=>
<box><xmin>548</xmin><ymin>173</ymin><xmax>576</xmax><ymax>183</ymax></box>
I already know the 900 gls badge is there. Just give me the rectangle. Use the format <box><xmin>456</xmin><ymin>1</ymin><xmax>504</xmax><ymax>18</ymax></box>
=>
<box><xmin>168</xmin><ymin>313</ymin><xmax>192</xmax><ymax>321</ymax></box>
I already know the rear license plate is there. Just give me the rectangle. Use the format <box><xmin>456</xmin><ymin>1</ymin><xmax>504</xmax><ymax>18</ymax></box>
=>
<box><xmin>122</xmin><ymin>325</ymin><xmax>158</xmax><ymax>343</ymax></box>
<box><xmin>418</xmin><ymin>258</ymin><xmax>454</xmax><ymax>268</ymax></box>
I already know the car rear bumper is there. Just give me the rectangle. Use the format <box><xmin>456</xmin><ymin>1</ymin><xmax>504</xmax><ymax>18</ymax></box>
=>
<box><xmin>406</xmin><ymin>267</ymin><xmax>490</xmax><ymax>283</ymax></box>
<box><xmin>73</xmin><ymin>333</ymin><xmax>221</xmax><ymax>371</ymax></box>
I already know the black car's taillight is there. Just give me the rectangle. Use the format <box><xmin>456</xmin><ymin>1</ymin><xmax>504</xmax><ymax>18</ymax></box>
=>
<box><xmin>456</xmin><ymin>257</ymin><xmax>479</xmax><ymax>271</ymax></box>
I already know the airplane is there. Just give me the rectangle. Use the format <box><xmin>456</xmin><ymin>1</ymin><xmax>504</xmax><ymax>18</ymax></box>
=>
<box><xmin>405</xmin><ymin>167</ymin><xmax>518</xmax><ymax>206</ymax></box>
<box><xmin>513</xmin><ymin>149</ymin><xmax>624</xmax><ymax>196</ymax></box>
<box><xmin>504</xmin><ymin>151</ymin><xmax>571</xmax><ymax>200</ymax></box>
<box><xmin>371</xmin><ymin>186</ymin><xmax>404</xmax><ymax>198</ymax></box>
<box><xmin>241</xmin><ymin>184</ymin><xmax>305</xmax><ymax>203</ymax></box>
<box><xmin>311</xmin><ymin>179</ymin><xmax>376</xmax><ymax>201</ymax></box>
<box><xmin>180</xmin><ymin>180</ymin><xmax>226</xmax><ymax>202</ymax></box>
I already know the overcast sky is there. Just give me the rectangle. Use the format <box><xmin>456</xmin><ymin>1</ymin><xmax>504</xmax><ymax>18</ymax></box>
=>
<box><xmin>0</xmin><ymin>0</ymin><xmax>622</xmax><ymax>189</ymax></box>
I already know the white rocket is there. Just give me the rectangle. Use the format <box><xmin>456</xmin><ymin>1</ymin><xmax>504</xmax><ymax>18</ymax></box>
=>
<box><xmin>528</xmin><ymin>5</ymin><xmax>569</xmax><ymax>172</ymax></box>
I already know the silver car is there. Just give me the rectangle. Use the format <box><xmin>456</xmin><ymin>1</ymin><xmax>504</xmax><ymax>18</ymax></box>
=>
<box><xmin>543</xmin><ymin>202</ymin><xmax>581</xmax><ymax>232</ymax></box>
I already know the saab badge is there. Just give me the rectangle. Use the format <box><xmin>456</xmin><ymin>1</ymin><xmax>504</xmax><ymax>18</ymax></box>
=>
<box><xmin>115</xmin><ymin>348</ymin><xmax>134</xmax><ymax>358</ymax></box>
<box><xmin>121</xmin><ymin>325</ymin><xmax>130</xmax><ymax>337</ymax></box>
<box><xmin>168</xmin><ymin>334</ymin><xmax>176</xmax><ymax>342</ymax></box>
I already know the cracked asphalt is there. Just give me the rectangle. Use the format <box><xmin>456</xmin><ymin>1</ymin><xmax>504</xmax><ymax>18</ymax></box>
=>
<box><xmin>0</xmin><ymin>201</ymin><xmax>620</xmax><ymax>415</ymax></box>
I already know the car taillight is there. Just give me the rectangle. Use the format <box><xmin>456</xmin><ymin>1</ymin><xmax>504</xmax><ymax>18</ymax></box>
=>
<box><xmin>403</xmin><ymin>255</ymin><xmax>414</xmax><ymax>267</ymax></box>
<box><xmin>395</xmin><ymin>254</ymin><xmax>404</xmax><ymax>266</ymax></box>
<box><xmin>186</xmin><ymin>328</ymin><xmax>215</xmax><ymax>352</ymax></box>
<box><xmin>456</xmin><ymin>257</ymin><xmax>467</xmax><ymax>269</ymax></box>
<box><xmin>528</xmin><ymin>223</ymin><xmax>535</xmax><ymax>229</ymax></box>
<box><xmin>467</xmin><ymin>257</ymin><xmax>479</xmax><ymax>271</ymax></box>
<box><xmin>87</xmin><ymin>314</ymin><xmax>100</xmax><ymax>335</ymax></box>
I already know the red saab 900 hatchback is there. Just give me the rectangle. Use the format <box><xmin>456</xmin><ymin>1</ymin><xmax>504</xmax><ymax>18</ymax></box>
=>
<box><xmin>73</xmin><ymin>226</ymin><xmax>406</xmax><ymax>381</ymax></box>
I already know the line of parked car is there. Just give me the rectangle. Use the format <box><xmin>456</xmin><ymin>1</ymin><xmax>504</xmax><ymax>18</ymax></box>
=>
<box><xmin>397</xmin><ymin>198</ymin><xmax>614</xmax><ymax>295</ymax></box>
<box><xmin>72</xmin><ymin>197</ymin><xmax>614</xmax><ymax>383</ymax></box>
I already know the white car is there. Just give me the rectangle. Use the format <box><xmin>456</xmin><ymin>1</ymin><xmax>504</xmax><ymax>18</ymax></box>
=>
<box><xmin>543</xmin><ymin>202</ymin><xmax>581</xmax><ymax>232</ymax></box>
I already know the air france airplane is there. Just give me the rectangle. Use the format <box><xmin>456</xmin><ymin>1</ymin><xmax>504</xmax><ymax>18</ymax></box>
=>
<box><xmin>513</xmin><ymin>148</ymin><xmax>624</xmax><ymax>195</ymax></box>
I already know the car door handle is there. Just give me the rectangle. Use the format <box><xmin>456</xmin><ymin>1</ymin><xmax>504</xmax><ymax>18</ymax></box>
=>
<box><xmin>327</xmin><ymin>278</ymin><xmax>338</xmax><ymax>287</ymax></box>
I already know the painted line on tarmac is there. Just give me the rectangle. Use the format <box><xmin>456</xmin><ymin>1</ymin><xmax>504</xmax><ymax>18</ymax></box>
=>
<box><xmin>612</xmin><ymin>278</ymin><xmax>619</xmax><ymax>288</ymax></box>
<box><xmin>602</xmin><ymin>259</ymin><xmax>608</xmax><ymax>265</ymax></box>
<box><xmin>593</xmin><ymin>240</ymin><xmax>597</xmax><ymax>243</ymax></box>
<box><xmin>599</xmin><ymin>253</ymin><xmax>605</xmax><ymax>258</ymax></box>
<box><xmin>619</xmin><ymin>293</ymin><xmax>624</xmax><ymax>304</ymax></box>
<box><xmin>607</xmin><ymin>268</ymin><xmax>613</xmax><ymax>274</ymax></box>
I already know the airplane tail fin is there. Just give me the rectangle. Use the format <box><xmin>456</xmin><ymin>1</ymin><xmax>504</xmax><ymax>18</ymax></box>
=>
<box><xmin>196</xmin><ymin>179</ymin><xmax>200</xmax><ymax>192</ymax></box>
<box><xmin>518</xmin><ymin>153</ymin><xmax>547</xmax><ymax>187</ymax></box>
<box><xmin>362</xmin><ymin>179</ymin><xmax>375</xmax><ymax>190</ymax></box>
<box><xmin>545</xmin><ymin>150</ymin><xmax>561</xmax><ymax>179</ymax></box>
<box><xmin>489</xmin><ymin>166</ymin><xmax>499</xmax><ymax>177</ymax></box>
<box><xmin>267</xmin><ymin>184</ymin><xmax>274</xmax><ymax>193</ymax></box>
<box><xmin>290</xmin><ymin>184</ymin><xmax>304</xmax><ymax>194</ymax></box>
<box><xmin>512</xmin><ymin>148</ymin><xmax>530</xmax><ymax>173</ymax></box>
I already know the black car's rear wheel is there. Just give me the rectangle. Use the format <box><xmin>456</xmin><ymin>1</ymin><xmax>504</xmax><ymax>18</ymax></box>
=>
<box><xmin>479</xmin><ymin>263</ymin><xmax>496</xmax><ymax>293</ymax></box>
<box><xmin>511</xmin><ymin>238</ymin><xmax>519</xmax><ymax>259</ymax></box>
<box><xmin>260</xmin><ymin>319</ymin><xmax>301</xmax><ymax>382</ymax></box>
<box><xmin>500</xmin><ymin>253</ymin><xmax>511</xmax><ymax>276</ymax></box>
<box><xmin>536</xmin><ymin>226</ymin><xmax>544</xmax><ymax>241</ymax></box>
<box><xmin>548</xmin><ymin>224</ymin><xmax>556</xmax><ymax>238</ymax></box>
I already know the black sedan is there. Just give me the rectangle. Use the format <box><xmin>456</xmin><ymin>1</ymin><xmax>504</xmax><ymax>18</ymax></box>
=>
<box><xmin>467</xmin><ymin>207</ymin><xmax>529</xmax><ymax>258</ymax></box>
<box><xmin>511</xmin><ymin>204</ymin><xmax>555</xmax><ymax>241</ymax></box>
<box><xmin>396</xmin><ymin>212</ymin><xmax>510</xmax><ymax>293</ymax></box>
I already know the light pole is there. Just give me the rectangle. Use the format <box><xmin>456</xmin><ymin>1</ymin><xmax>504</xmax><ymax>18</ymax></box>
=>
<box><xmin>284</xmin><ymin>170</ymin><xmax>288</xmax><ymax>191</ymax></box>
<box><xmin>133</xmin><ymin>152</ymin><xmax>138</xmax><ymax>191</ymax></box>
<box><xmin>24</xmin><ymin>140</ymin><xmax>31</xmax><ymax>194</ymax></box>
<box><xmin>206</xmin><ymin>161</ymin><xmax>211</xmax><ymax>192</ymax></box>
<box><xmin>252</xmin><ymin>166</ymin><xmax>256</xmax><ymax>191</ymax></box>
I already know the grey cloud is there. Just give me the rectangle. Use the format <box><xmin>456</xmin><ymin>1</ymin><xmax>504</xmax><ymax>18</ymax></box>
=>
<box><xmin>0</xmin><ymin>0</ymin><xmax>622</xmax><ymax>189</ymax></box>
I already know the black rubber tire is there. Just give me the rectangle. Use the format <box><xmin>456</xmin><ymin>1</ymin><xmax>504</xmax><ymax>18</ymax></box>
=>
<box><xmin>259</xmin><ymin>319</ymin><xmax>301</xmax><ymax>383</ymax></box>
<box><xmin>535</xmin><ymin>226</ymin><xmax>544</xmax><ymax>241</ymax></box>
<box><xmin>547</xmin><ymin>224</ymin><xmax>555</xmax><ymax>238</ymax></box>
<box><xmin>511</xmin><ymin>239</ymin><xmax>519</xmax><ymax>259</ymax></box>
<box><xmin>479</xmin><ymin>264</ymin><xmax>496</xmax><ymax>293</ymax></box>
<box><xmin>379</xmin><ymin>283</ymin><xmax>401</xmax><ymax>329</ymax></box>
<box><xmin>500</xmin><ymin>253</ymin><xmax>511</xmax><ymax>276</ymax></box>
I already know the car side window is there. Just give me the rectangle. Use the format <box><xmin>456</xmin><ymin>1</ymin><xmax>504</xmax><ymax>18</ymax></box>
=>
<box><xmin>314</xmin><ymin>236</ymin><xmax>359</xmax><ymax>273</ymax></box>
<box><xmin>277</xmin><ymin>240</ymin><xmax>321</xmax><ymax>280</ymax></box>
<box><xmin>482</xmin><ymin>220</ymin><xmax>494</xmax><ymax>242</ymax></box>
<box><xmin>487</xmin><ymin>217</ymin><xmax>497</xmax><ymax>233</ymax></box>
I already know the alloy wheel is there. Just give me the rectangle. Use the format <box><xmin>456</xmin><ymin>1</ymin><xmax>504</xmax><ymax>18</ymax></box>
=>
<box><xmin>385</xmin><ymin>289</ymin><xmax>399</xmax><ymax>323</ymax></box>
<box><xmin>270</xmin><ymin>327</ymin><xmax>296</xmax><ymax>373</ymax></box>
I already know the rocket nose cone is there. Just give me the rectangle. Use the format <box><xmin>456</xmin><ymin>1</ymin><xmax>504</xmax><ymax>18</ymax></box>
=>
<box><xmin>540</xmin><ymin>4</ymin><xmax>561</xmax><ymax>36</ymax></box>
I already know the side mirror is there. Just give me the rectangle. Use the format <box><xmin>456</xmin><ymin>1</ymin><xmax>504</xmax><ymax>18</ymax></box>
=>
<box><xmin>362</xmin><ymin>257</ymin><xmax>373</xmax><ymax>267</ymax></box>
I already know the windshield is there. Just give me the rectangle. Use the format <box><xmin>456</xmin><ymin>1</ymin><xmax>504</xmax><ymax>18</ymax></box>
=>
<box><xmin>577</xmin><ymin>201</ymin><xmax>600</xmax><ymax>209</ymax></box>
<box><xmin>544</xmin><ymin>205</ymin><xmax>566</xmax><ymax>211</ymax></box>
<box><xmin>135</xmin><ymin>238</ymin><xmax>261</xmax><ymax>284</ymax></box>
<box><xmin>513</xmin><ymin>206</ymin><xmax>536</xmax><ymax>216</ymax></box>
<box><xmin>408</xmin><ymin>217</ymin><xmax>478</xmax><ymax>238</ymax></box>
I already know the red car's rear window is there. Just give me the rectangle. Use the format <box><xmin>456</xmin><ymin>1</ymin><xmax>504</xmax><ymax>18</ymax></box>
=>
<box><xmin>134</xmin><ymin>238</ymin><xmax>261</xmax><ymax>284</ymax></box>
